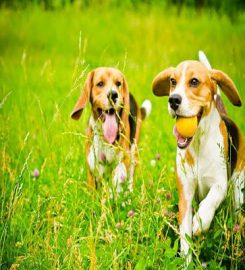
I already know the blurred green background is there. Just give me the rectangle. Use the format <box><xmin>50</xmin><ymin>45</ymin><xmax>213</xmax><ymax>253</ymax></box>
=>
<box><xmin>0</xmin><ymin>1</ymin><xmax>244</xmax><ymax>269</ymax></box>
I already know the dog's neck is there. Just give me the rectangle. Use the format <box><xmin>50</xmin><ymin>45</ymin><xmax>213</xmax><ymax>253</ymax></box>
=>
<box><xmin>190</xmin><ymin>101</ymin><xmax>222</xmax><ymax>152</ymax></box>
<box><xmin>89</xmin><ymin>114</ymin><xmax>99</xmax><ymax>131</ymax></box>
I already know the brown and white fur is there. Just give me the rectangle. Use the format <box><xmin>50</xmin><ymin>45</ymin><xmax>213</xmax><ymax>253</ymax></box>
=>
<box><xmin>71</xmin><ymin>67</ymin><xmax>151</xmax><ymax>192</ymax></box>
<box><xmin>152</xmin><ymin>52</ymin><xmax>244</xmax><ymax>264</ymax></box>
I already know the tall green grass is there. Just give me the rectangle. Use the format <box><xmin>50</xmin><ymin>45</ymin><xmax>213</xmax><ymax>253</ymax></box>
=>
<box><xmin>0</xmin><ymin>4</ymin><xmax>244</xmax><ymax>269</ymax></box>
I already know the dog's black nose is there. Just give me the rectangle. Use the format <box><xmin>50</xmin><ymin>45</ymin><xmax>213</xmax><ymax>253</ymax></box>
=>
<box><xmin>108</xmin><ymin>90</ymin><xmax>118</xmax><ymax>103</ymax></box>
<box><xmin>169</xmin><ymin>94</ymin><xmax>182</xmax><ymax>111</ymax></box>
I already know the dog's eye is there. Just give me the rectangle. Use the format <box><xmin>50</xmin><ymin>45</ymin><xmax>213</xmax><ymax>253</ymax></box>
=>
<box><xmin>97</xmin><ymin>81</ymin><xmax>104</xmax><ymax>87</ymax></box>
<box><xmin>190</xmin><ymin>78</ymin><xmax>199</xmax><ymax>87</ymax></box>
<box><xmin>170</xmin><ymin>78</ymin><xmax>177</xmax><ymax>86</ymax></box>
<box><xmin>115</xmin><ymin>81</ymin><xmax>121</xmax><ymax>87</ymax></box>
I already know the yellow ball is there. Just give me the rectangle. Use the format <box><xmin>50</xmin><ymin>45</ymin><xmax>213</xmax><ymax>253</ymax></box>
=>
<box><xmin>176</xmin><ymin>116</ymin><xmax>198</xmax><ymax>138</ymax></box>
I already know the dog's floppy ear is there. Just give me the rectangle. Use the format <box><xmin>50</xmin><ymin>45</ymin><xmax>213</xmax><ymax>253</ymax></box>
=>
<box><xmin>71</xmin><ymin>71</ymin><xmax>94</xmax><ymax>120</ymax></box>
<box><xmin>211</xmin><ymin>69</ymin><xmax>242</xmax><ymax>106</ymax></box>
<box><xmin>121</xmin><ymin>76</ymin><xmax>130</xmax><ymax>149</ymax></box>
<box><xmin>152</xmin><ymin>67</ymin><xmax>175</xmax><ymax>96</ymax></box>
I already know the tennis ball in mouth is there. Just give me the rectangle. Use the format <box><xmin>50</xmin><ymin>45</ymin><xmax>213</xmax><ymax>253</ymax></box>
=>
<box><xmin>176</xmin><ymin>116</ymin><xmax>198</xmax><ymax>138</ymax></box>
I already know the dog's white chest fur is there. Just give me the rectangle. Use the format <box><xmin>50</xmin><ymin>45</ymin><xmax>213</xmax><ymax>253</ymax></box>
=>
<box><xmin>177</xmin><ymin>107</ymin><xmax>227</xmax><ymax>200</ymax></box>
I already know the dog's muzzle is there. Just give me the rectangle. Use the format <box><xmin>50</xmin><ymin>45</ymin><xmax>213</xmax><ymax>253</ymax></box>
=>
<box><xmin>107</xmin><ymin>90</ymin><xmax>119</xmax><ymax>104</ymax></box>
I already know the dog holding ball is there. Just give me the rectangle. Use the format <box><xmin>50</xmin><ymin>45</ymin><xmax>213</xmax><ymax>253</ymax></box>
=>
<box><xmin>152</xmin><ymin>52</ymin><xmax>244</xmax><ymax>266</ymax></box>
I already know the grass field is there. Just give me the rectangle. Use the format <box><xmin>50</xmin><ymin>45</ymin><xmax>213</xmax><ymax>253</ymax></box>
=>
<box><xmin>0</xmin><ymin>3</ymin><xmax>245</xmax><ymax>269</ymax></box>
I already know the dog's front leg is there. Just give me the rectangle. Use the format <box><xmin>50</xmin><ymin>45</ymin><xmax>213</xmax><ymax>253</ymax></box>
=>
<box><xmin>128</xmin><ymin>143</ymin><xmax>137</xmax><ymax>192</ymax></box>
<box><xmin>113</xmin><ymin>162</ymin><xmax>127</xmax><ymax>193</ymax></box>
<box><xmin>177</xmin><ymin>172</ymin><xmax>195</xmax><ymax>265</ymax></box>
<box><xmin>232</xmin><ymin>169</ymin><xmax>244</xmax><ymax>210</ymax></box>
<box><xmin>193</xmin><ymin>179</ymin><xmax>227</xmax><ymax>235</ymax></box>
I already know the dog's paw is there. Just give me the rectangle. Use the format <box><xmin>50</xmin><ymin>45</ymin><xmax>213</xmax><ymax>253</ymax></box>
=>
<box><xmin>192</xmin><ymin>214</ymin><xmax>202</xmax><ymax>236</ymax></box>
<box><xmin>113</xmin><ymin>163</ymin><xmax>127</xmax><ymax>193</ymax></box>
<box><xmin>192</xmin><ymin>213</ymin><xmax>212</xmax><ymax>236</ymax></box>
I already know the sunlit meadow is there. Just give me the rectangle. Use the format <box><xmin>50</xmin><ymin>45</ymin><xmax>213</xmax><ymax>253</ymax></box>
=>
<box><xmin>0</xmin><ymin>3</ymin><xmax>244</xmax><ymax>269</ymax></box>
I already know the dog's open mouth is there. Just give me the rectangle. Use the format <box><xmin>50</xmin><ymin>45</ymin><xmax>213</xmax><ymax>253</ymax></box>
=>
<box><xmin>173</xmin><ymin>109</ymin><xmax>203</xmax><ymax>149</ymax></box>
<box><xmin>97</xmin><ymin>108</ymin><xmax>118</xmax><ymax>144</ymax></box>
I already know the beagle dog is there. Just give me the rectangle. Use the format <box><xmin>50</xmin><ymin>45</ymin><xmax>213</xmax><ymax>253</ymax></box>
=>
<box><xmin>71</xmin><ymin>67</ymin><xmax>151</xmax><ymax>192</ymax></box>
<box><xmin>152</xmin><ymin>53</ymin><xmax>244</xmax><ymax>264</ymax></box>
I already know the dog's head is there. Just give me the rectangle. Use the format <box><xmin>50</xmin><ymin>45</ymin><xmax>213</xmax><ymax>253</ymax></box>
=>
<box><xmin>71</xmin><ymin>67</ymin><xmax>130</xmax><ymax>144</ymax></box>
<box><xmin>152</xmin><ymin>60</ymin><xmax>241</xmax><ymax>148</ymax></box>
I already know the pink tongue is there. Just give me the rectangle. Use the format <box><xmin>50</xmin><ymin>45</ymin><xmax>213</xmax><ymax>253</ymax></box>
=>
<box><xmin>103</xmin><ymin>113</ymin><xmax>118</xmax><ymax>144</ymax></box>
<box><xmin>173</xmin><ymin>126</ymin><xmax>186</xmax><ymax>144</ymax></box>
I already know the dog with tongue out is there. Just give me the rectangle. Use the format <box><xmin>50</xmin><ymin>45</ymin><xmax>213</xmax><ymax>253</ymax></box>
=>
<box><xmin>71</xmin><ymin>67</ymin><xmax>151</xmax><ymax>192</ymax></box>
